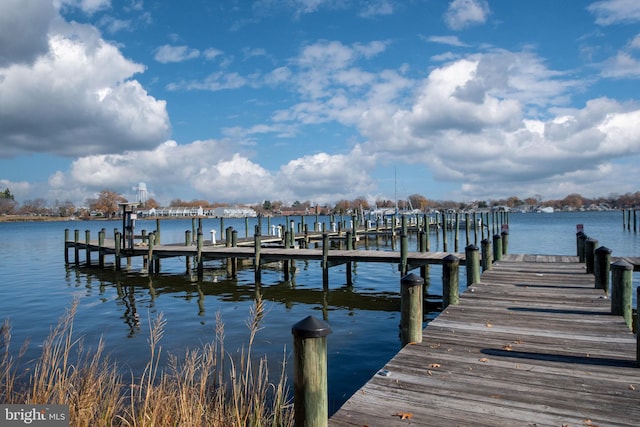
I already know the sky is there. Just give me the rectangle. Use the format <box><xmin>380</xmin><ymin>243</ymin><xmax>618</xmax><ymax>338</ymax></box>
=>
<box><xmin>1</xmin><ymin>0</ymin><xmax>640</xmax><ymax>207</ymax></box>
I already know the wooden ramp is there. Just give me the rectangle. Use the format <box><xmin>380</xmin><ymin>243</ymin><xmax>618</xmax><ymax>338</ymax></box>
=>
<box><xmin>329</xmin><ymin>255</ymin><xmax>639</xmax><ymax>427</ymax></box>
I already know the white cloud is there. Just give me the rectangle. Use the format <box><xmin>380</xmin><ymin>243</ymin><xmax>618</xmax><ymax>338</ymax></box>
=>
<box><xmin>588</xmin><ymin>0</ymin><xmax>640</xmax><ymax>25</ymax></box>
<box><xmin>425</xmin><ymin>35</ymin><xmax>470</xmax><ymax>47</ymax></box>
<box><xmin>0</xmin><ymin>18</ymin><xmax>170</xmax><ymax>158</ymax></box>
<box><xmin>444</xmin><ymin>0</ymin><xmax>490</xmax><ymax>30</ymax></box>
<box><xmin>54</xmin><ymin>0</ymin><xmax>111</xmax><ymax>14</ymax></box>
<box><xmin>63</xmin><ymin>139</ymin><xmax>376</xmax><ymax>205</ymax></box>
<box><xmin>600</xmin><ymin>51</ymin><xmax>640</xmax><ymax>78</ymax></box>
<box><xmin>0</xmin><ymin>0</ymin><xmax>55</xmax><ymax>66</ymax></box>
<box><xmin>359</xmin><ymin>0</ymin><xmax>395</xmax><ymax>18</ymax></box>
<box><xmin>154</xmin><ymin>44</ymin><xmax>201</xmax><ymax>63</ymax></box>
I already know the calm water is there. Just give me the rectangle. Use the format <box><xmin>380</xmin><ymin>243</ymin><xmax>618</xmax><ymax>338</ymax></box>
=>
<box><xmin>0</xmin><ymin>211</ymin><xmax>638</xmax><ymax>413</ymax></box>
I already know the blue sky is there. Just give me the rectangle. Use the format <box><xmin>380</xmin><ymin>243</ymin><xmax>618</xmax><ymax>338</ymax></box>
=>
<box><xmin>1</xmin><ymin>0</ymin><xmax>640</xmax><ymax>207</ymax></box>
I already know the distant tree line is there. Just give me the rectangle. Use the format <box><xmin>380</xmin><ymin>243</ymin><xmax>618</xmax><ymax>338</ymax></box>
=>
<box><xmin>0</xmin><ymin>187</ymin><xmax>639</xmax><ymax>218</ymax></box>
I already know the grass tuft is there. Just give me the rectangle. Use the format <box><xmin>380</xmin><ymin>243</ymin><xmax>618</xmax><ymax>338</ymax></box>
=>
<box><xmin>1</xmin><ymin>298</ymin><xmax>294</xmax><ymax>427</ymax></box>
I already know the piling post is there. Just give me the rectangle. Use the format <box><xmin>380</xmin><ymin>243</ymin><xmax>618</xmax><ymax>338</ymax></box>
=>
<box><xmin>84</xmin><ymin>230</ymin><xmax>92</xmax><ymax>266</ymax></box>
<box><xmin>585</xmin><ymin>238</ymin><xmax>598</xmax><ymax>274</ymax></box>
<box><xmin>441</xmin><ymin>213</ymin><xmax>448</xmax><ymax>252</ymax></box>
<box><xmin>576</xmin><ymin>231</ymin><xmax>585</xmax><ymax>258</ymax></box>
<box><xmin>185</xmin><ymin>230</ymin><xmax>191</xmax><ymax>273</ymax></box>
<box><xmin>64</xmin><ymin>229</ymin><xmax>70</xmax><ymax>264</ymax></box>
<box><xmin>292</xmin><ymin>316</ymin><xmax>331</xmax><ymax>427</ymax></box>
<box><xmin>148</xmin><ymin>232</ymin><xmax>155</xmax><ymax>274</ymax></box>
<box><xmin>442</xmin><ymin>254</ymin><xmax>460</xmax><ymax>308</ymax></box>
<box><xmin>501</xmin><ymin>230</ymin><xmax>509</xmax><ymax>255</ymax></box>
<box><xmin>345</xmin><ymin>231</ymin><xmax>353</xmax><ymax>286</ymax></box>
<box><xmin>611</xmin><ymin>260</ymin><xmax>633</xmax><ymax>329</ymax></box>
<box><xmin>577</xmin><ymin>233</ymin><xmax>588</xmax><ymax>262</ymax></box>
<box><xmin>155</xmin><ymin>218</ymin><xmax>161</xmax><ymax>244</ymax></box>
<box><xmin>98</xmin><ymin>229</ymin><xmax>105</xmax><ymax>268</ymax></box>
<box><xmin>254</xmin><ymin>230</ymin><xmax>262</xmax><ymax>284</ymax></box>
<box><xmin>465</xmin><ymin>244</ymin><xmax>480</xmax><ymax>286</ymax></box>
<box><xmin>400</xmin><ymin>273</ymin><xmax>424</xmax><ymax>345</ymax></box>
<box><xmin>74</xmin><ymin>229</ymin><xmax>80</xmax><ymax>266</ymax></box>
<box><xmin>114</xmin><ymin>231</ymin><xmax>121</xmax><ymax>270</ymax></box>
<box><xmin>594</xmin><ymin>246</ymin><xmax>611</xmax><ymax>292</ymax></box>
<box><xmin>197</xmin><ymin>229</ymin><xmax>203</xmax><ymax>279</ymax></box>
<box><xmin>400</xmin><ymin>233</ymin><xmax>408</xmax><ymax>276</ymax></box>
<box><xmin>481</xmin><ymin>238</ymin><xmax>492</xmax><ymax>271</ymax></box>
<box><xmin>454</xmin><ymin>212</ymin><xmax>460</xmax><ymax>252</ymax></box>
<box><xmin>322</xmin><ymin>233</ymin><xmax>329</xmax><ymax>287</ymax></box>
<box><xmin>492</xmin><ymin>234</ymin><xmax>503</xmax><ymax>262</ymax></box>
<box><xmin>231</xmin><ymin>230</ymin><xmax>238</xmax><ymax>277</ymax></box>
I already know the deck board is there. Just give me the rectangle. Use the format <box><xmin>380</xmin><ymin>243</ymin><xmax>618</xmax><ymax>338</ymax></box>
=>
<box><xmin>329</xmin><ymin>259</ymin><xmax>640</xmax><ymax>427</ymax></box>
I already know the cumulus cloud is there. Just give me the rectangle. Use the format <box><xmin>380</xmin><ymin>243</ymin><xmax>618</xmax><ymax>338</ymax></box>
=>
<box><xmin>588</xmin><ymin>0</ymin><xmax>640</xmax><ymax>25</ymax></box>
<box><xmin>0</xmin><ymin>0</ymin><xmax>55</xmax><ymax>66</ymax></box>
<box><xmin>63</xmin><ymin>139</ymin><xmax>375</xmax><ymax>205</ymax></box>
<box><xmin>444</xmin><ymin>0</ymin><xmax>490</xmax><ymax>30</ymax></box>
<box><xmin>0</xmin><ymin>7</ymin><xmax>170</xmax><ymax>158</ymax></box>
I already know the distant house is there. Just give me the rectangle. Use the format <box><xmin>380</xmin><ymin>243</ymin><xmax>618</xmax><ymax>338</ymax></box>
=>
<box><xmin>210</xmin><ymin>207</ymin><xmax>257</xmax><ymax>218</ymax></box>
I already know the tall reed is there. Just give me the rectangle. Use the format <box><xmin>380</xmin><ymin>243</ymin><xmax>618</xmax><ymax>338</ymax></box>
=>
<box><xmin>0</xmin><ymin>297</ymin><xmax>294</xmax><ymax>426</ymax></box>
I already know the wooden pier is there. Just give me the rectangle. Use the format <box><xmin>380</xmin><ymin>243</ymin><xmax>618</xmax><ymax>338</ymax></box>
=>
<box><xmin>328</xmin><ymin>255</ymin><xmax>640</xmax><ymax>427</ymax></box>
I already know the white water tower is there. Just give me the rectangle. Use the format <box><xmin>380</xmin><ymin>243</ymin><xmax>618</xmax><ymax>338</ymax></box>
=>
<box><xmin>135</xmin><ymin>182</ymin><xmax>148</xmax><ymax>204</ymax></box>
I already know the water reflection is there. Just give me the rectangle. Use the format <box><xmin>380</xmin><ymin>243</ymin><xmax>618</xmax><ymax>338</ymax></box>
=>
<box><xmin>69</xmin><ymin>260</ymin><xmax>443</xmax><ymax>336</ymax></box>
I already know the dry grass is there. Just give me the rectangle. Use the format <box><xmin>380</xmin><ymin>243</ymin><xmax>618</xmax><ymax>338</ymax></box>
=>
<box><xmin>0</xmin><ymin>296</ymin><xmax>294</xmax><ymax>427</ymax></box>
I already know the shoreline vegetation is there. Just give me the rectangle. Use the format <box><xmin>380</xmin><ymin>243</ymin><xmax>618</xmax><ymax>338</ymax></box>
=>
<box><xmin>0</xmin><ymin>297</ymin><xmax>294</xmax><ymax>427</ymax></box>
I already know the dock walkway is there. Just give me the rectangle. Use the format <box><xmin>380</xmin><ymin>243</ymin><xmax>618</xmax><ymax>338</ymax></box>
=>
<box><xmin>329</xmin><ymin>255</ymin><xmax>639</xmax><ymax>427</ymax></box>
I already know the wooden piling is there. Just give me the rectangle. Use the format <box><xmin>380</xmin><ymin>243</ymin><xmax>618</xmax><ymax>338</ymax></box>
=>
<box><xmin>185</xmin><ymin>230</ymin><xmax>191</xmax><ymax>273</ymax></box>
<box><xmin>322</xmin><ymin>233</ymin><xmax>329</xmax><ymax>287</ymax></box>
<box><xmin>74</xmin><ymin>229</ymin><xmax>80</xmax><ymax>266</ymax></box>
<box><xmin>501</xmin><ymin>230</ymin><xmax>508</xmax><ymax>255</ymax></box>
<box><xmin>84</xmin><ymin>231</ymin><xmax>91</xmax><ymax>265</ymax></box>
<box><xmin>400</xmin><ymin>233</ymin><xmax>408</xmax><ymax>276</ymax></box>
<box><xmin>441</xmin><ymin>213</ymin><xmax>448</xmax><ymax>252</ymax></box>
<box><xmin>594</xmin><ymin>246</ymin><xmax>611</xmax><ymax>291</ymax></box>
<box><xmin>197</xmin><ymin>230</ymin><xmax>203</xmax><ymax>278</ymax></box>
<box><xmin>611</xmin><ymin>259</ymin><xmax>633</xmax><ymax>329</ymax></box>
<box><xmin>254</xmin><ymin>230</ymin><xmax>261</xmax><ymax>284</ymax></box>
<box><xmin>292</xmin><ymin>316</ymin><xmax>332</xmax><ymax>427</ymax></box>
<box><xmin>465</xmin><ymin>244</ymin><xmax>480</xmax><ymax>286</ymax></box>
<box><xmin>585</xmin><ymin>238</ymin><xmax>598</xmax><ymax>274</ymax></box>
<box><xmin>64</xmin><ymin>229</ymin><xmax>70</xmax><ymax>264</ymax></box>
<box><xmin>148</xmin><ymin>232</ymin><xmax>155</xmax><ymax>274</ymax></box>
<box><xmin>492</xmin><ymin>234</ymin><xmax>503</xmax><ymax>262</ymax></box>
<box><xmin>481</xmin><ymin>238</ymin><xmax>492</xmax><ymax>271</ymax></box>
<box><xmin>98</xmin><ymin>229</ymin><xmax>105</xmax><ymax>268</ymax></box>
<box><xmin>577</xmin><ymin>233</ymin><xmax>588</xmax><ymax>262</ymax></box>
<box><xmin>400</xmin><ymin>273</ymin><xmax>424</xmax><ymax>345</ymax></box>
<box><xmin>442</xmin><ymin>254</ymin><xmax>459</xmax><ymax>308</ymax></box>
<box><xmin>114</xmin><ymin>231</ymin><xmax>121</xmax><ymax>270</ymax></box>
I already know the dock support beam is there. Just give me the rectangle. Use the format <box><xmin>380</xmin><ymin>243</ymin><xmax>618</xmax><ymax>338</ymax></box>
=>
<box><xmin>442</xmin><ymin>254</ymin><xmax>460</xmax><ymax>308</ymax></box>
<box><xmin>585</xmin><ymin>238</ymin><xmax>598</xmax><ymax>274</ymax></box>
<box><xmin>594</xmin><ymin>246</ymin><xmax>611</xmax><ymax>291</ymax></box>
<box><xmin>611</xmin><ymin>259</ymin><xmax>633</xmax><ymax>329</ymax></box>
<box><xmin>492</xmin><ymin>234</ymin><xmax>502</xmax><ymax>262</ymax></box>
<box><xmin>292</xmin><ymin>316</ymin><xmax>331</xmax><ymax>427</ymax></box>
<box><xmin>465</xmin><ymin>244</ymin><xmax>480</xmax><ymax>286</ymax></box>
<box><xmin>400</xmin><ymin>273</ymin><xmax>424</xmax><ymax>345</ymax></box>
<box><xmin>481</xmin><ymin>238</ymin><xmax>492</xmax><ymax>271</ymax></box>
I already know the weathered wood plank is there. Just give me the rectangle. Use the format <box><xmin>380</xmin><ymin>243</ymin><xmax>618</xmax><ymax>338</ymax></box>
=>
<box><xmin>329</xmin><ymin>259</ymin><xmax>640</xmax><ymax>427</ymax></box>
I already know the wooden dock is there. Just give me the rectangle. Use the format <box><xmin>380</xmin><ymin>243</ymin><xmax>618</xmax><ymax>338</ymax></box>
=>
<box><xmin>329</xmin><ymin>255</ymin><xmax>639</xmax><ymax>427</ymax></box>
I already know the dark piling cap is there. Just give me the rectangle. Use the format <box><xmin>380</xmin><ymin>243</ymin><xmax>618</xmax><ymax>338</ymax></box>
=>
<box><xmin>401</xmin><ymin>272</ymin><xmax>424</xmax><ymax>287</ymax></box>
<box><xmin>292</xmin><ymin>315</ymin><xmax>332</xmax><ymax>339</ymax></box>
<box><xmin>595</xmin><ymin>246</ymin><xmax>612</xmax><ymax>255</ymax></box>
<box><xmin>465</xmin><ymin>244</ymin><xmax>479</xmax><ymax>251</ymax></box>
<box><xmin>443</xmin><ymin>254</ymin><xmax>459</xmax><ymax>264</ymax></box>
<box><xmin>611</xmin><ymin>260</ymin><xmax>633</xmax><ymax>271</ymax></box>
